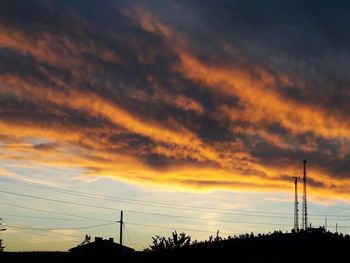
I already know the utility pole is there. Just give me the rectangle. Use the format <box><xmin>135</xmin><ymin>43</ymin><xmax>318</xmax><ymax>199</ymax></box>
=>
<box><xmin>325</xmin><ymin>217</ymin><xmax>327</xmax><ymax>231</ymax></box>
<box><xmin>0</xmin><ymin>218</ymin><xmax>6</xmax><ymax>252</ymax></box>
<box><xmin>292</xmin><ymin>177</ymin><xmax>299</xmax><ymax>231</ymax></box>
<box><xmin>118</xmin><ymin>211</ymin><xmax>124</xmax><ymax>246</ymax></box>
<box><xmin>301</xmin><ymin>160</ymin><xmax>308</xmax><ymax>230</ymax></box>
<box><xmin>336</xmin><ymin>223</ymin><xmax>338</xmax><ymax>233</ymax></box>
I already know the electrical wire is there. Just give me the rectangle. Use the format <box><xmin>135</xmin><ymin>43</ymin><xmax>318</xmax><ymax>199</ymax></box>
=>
<box><xmin>3</xmin><ymin>222</ymin><xmax>116</xmax><ymax>231</ymax></box>
<box><xmin>0</xmin><ymin>190</ymin><xmax>294</xmax><ymax>226</ymax></box>
<box><xmin>1</xmin><ymin>181</ymin><xmax>350</xmax><ymax>229</ymax></box>
<box><xmin>0</xmin><ymin>202</ymin><xmax>114</xmax><ymax>222</ymax></box>
<box><xmin>0</xmin><ymin>190</ymin><xmax>118</xmax><ymax>211</ymax></box>
<box><xmin>127</xmin><ymin>222</ymin><xmax>236</xmax><ymax>235</ymax></box>
<box><xmin>2</xmin><ymin>178</ymin><xmax>349</xmax><ymax>252</ymax></box>
<box><xmin>123</xmin><ymin>223</ymin><xmax>130</xmax><ymax>245</ymax></box>
<box><xmin>1</xmin><ymin>214</ymin><xmax>107</xmax><ymax>221</ymax></box>
<box><xmin>9</xmin><ymin>228</ymin><xmax>81</xmax><ymax>241</ymax></box>
<box><xmin>0</xmin><ymin>176</ymin><xmax>348</xmax><ymax>220</ymax></box>
<box><xmin>1</xmin><ymin>190</ymin><xmax>348</xmax><ymax>228</ymax></box>
<box><xmin>0</xmin><ymin>177</ymin><xmax>295</xmax><ymax>215</ymax></box>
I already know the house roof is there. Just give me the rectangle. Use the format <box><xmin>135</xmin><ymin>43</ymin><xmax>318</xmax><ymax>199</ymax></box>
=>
<box><xmin>69</xmin><ymin>237</ymin><xmax>134</xmax><ymax>254</ymax></box>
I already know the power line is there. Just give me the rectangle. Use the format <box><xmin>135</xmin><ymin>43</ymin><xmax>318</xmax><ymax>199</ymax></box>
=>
<box><xmin>0</xmin><ymin>190</ymin><xmax>117</xmax><ymax>211</ymax></box>
<box><xmin>9</xmin><ymin>228</ymin><xmax>81</xmax><ymax>241</ymax></box>
<box><xmin>3</xmin><ymin>219</ymin><xmax>273</xmax><ymax>239</ymax></box>
<box><xmin>0</xmin><ymin>190</ymin><xmax>293</xmax><ymax>226</ymax></box>
<box><xmin>1</xmin><ymin>189</ymin><xmax>348</xmax><ymax>229</ymax></box>
<box><xmin>125</xmin><ymin>210</ymin><xmax>292</xmax><ymax>226</ymax></box>
<box><xmin>127</xmin><ymin>222</ymin><xmax>236</xmax><ymax>235</ymax></box>
<box><xmin>0</xmin><ymin>178</ymin><xmax>298</xmax><ymax>219</ymax></box>
<box><xmin>4</xmin><ymin>220</ymin><xmax>236</xmax><ymax>245</ymax></box>
<box><xmin>3</xmin><ymin>219</ymin><xmax>235</xmax><ymax>238</ymax></box>
<box><xmin>3</xmin><ymin>222</ymin><xmax>116</xmax><ymax>231</ymax></box>
<box><xmin>0</xmin><ymin>177</ymin><xmax>346</xmax><ymax>220</ymax></box>
<box><xmin>0</xmin><ymin>177</ymin><xmax>294</xmax><ymax>215</ymax></box>
<box><xmin>3</xmin><ymin>223</ymin><xmax>84</xmax><ymax>239</ymax></box>
<box><xmin>0</xmin><ymin>202</ymin><xmax>114</xmax><ymax>222</ymax></box>
<box><xmin>1</xmin><ymin>214</ymin><xmax>107</xmax><ymax>221</ymax></box>
<box><xmin>2</xmin><ymin>190</ymin><xmax>350</xmax><ymax>231</ymax></box>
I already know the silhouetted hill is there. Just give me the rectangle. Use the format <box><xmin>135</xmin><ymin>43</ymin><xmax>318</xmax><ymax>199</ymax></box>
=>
<box><xmin>142</xmin><ymin>230</ymin><xmax>350</xmax><ymax>263</ymax></box>
<box><xmin>2</xmin><ymin>231</ymin><xmax>350</xmax><ymax>263</ymax></box>
<box><xmin>0</xmin><ymin>251</ymin><xmax>135</xmax><ymax>263</ymax></box>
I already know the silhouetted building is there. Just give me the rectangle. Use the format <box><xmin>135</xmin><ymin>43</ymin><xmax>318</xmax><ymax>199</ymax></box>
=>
<box><xmin>306</xmin><ymin>226</ymin><xmax>326</xmax><ymax>234</ymax></box>
<box><xmin>69</xmin><ymin>236</ymin><xmax>134</xmax><ymax>256</ymax></box>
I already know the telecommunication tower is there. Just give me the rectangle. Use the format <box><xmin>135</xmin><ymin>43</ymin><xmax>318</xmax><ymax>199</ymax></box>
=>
<box><xmin>301</xmin><ymin>160</ymin><xmax>308</xmax><ymax>230</ymax></box>
<box><xmin>292</xmin><ymin>177</ymin><xmax>299</xmax><ymax>231</ymax></box>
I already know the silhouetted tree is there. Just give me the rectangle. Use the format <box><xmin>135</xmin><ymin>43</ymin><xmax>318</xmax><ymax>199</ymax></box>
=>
<box><xmin>147</xmin><ymin>231</ymin><xmax>191</xmax><ymax>251</ymax></box>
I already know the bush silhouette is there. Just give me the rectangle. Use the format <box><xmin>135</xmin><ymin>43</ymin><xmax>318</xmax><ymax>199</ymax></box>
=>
<box><xmin>147</xmin><ymin>231</ymin><xmax>191</xmax><ymax>251</ymax></box>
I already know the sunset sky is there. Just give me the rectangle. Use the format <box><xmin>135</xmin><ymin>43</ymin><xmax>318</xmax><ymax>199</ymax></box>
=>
<box><xmin>2</xmin><ymin>0</ymin><xmax>350</xmax><ymax>251</ymax></box>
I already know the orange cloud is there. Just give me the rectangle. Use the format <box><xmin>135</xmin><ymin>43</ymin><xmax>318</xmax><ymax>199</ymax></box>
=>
<box><xmin>175</xmin><ymin>52</ymin><xmax>350</xmax><ymax>140</ymax></box>
<box><xmin>1</xmin><ymin>3</ymin><xmax>350</xmax><ymax>205</ymax></box>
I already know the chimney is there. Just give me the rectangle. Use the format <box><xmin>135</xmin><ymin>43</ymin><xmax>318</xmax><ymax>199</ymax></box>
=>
<box><xmin>95</xmin><ymin>237</ymin><xmax>103</xmax><ymax>242</ymax></box>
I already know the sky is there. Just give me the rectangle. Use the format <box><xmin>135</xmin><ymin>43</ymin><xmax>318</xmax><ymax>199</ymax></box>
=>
<box><xmin>2</xmin><ymin>0</ymin><xmax>350</xmax><ymax>251</ymax></box>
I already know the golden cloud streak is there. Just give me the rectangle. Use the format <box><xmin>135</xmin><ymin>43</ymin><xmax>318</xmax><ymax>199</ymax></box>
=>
<box><xmin>1</xmin><ymin>4</ymin><xmax>350</xmax><ymax>204</ymax></box>
<box><xmin>176</xmin><ymin>52</ymin><xmax>350</xmax><ymax>140</ymax></box>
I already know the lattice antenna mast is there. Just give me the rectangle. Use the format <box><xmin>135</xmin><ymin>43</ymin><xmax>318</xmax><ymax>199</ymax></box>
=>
<box><xmin>302</xmin><ymin>160</ymin><xmax>308</xmax><ymax>230</ymax></box>
<box><xmin>292</xmin><ymin>177</ymin><xmax>299</xmax><ymax>231</ymax></box>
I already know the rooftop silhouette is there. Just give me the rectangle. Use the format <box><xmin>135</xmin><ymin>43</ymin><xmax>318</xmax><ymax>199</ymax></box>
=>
<box><xmin>69</xmin><ymin>236</ymin><xmax>134</xmax><ymax>256</ymax></box>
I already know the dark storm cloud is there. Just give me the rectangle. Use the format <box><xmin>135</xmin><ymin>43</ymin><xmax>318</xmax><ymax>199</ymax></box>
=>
<box><xmin>1</xmin><ymin>0</ymin><xmax>350</xmax><ymax>198</ymax></box>
<box><xmin>174</xmin><ymin>0</ymin><xmax>350</xmax><ymax>109</ymax></box>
